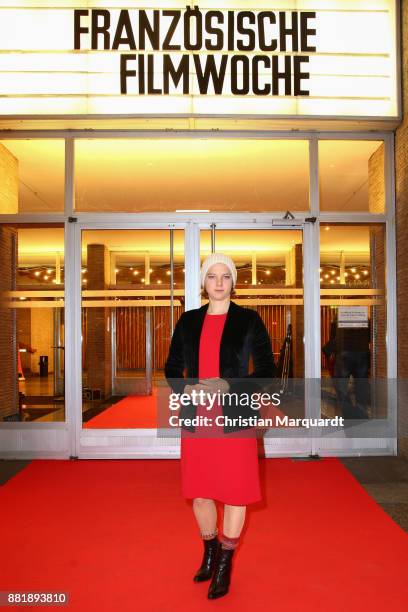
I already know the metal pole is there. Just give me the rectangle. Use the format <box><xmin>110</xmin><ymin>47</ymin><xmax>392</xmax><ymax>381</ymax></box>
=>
<box><xmin>210</xmin><ymin>223</ymin><xmax>216</xmax><ymax>253</ymax></box>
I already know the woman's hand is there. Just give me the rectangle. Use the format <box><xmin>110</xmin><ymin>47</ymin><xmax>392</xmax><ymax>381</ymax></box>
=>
<box><xmin>198</xmin><ymin>377</ymin><xmax>230</xmax><ymax>395</ymax></box>
<box><xmin>183</xmin><ymin>379</ymin><xmax>230</xmax><ymax>404</ymax></box>
<box><xmin>184</xmin><ymin>383</ymin><xmax>204</xmax><ymax>396</ymax></box>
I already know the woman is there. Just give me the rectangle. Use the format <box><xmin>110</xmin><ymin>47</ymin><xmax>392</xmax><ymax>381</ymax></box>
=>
<box><xmin>165</xmin><ymin>252</ymin><xmax>276</xmax><ymax>600</ymax></box>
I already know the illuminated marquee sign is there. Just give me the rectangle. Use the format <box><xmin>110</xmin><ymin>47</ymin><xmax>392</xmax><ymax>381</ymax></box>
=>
<box><xmin>74</xmin><ymin>8</ymin><xmax>316</xmax><ymax>96</ymax></box>
<box><xmin>0</xmin><ymin>1</ymin><xmax>399</xmax><ymax>119</ymax></box>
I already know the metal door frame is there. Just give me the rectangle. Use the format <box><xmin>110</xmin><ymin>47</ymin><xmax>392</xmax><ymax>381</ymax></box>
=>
<box><xmin>0</xmin><ymin>131</ymin><xmax>396</xmax><ymax>459</ymax></box>
<box><xmin>196</xmin><ymin>221</ymin><xmax>317</xmax><ymax>457</ymax></box>
<box><xmin>69</xmin><ymin>221</ymin><xmax>186</xmax><ymax>459</ymax></box>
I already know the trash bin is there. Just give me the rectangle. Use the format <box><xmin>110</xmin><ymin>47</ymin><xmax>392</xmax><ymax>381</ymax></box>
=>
<box><xmin>39</xmin><ymin>355</ymin><xmax>48</xmax><ymax>377</ymax></box>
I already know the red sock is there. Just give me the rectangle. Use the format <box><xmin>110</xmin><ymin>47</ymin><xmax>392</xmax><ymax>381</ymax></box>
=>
<box><xmin>201</xmin><ymin>528</ymin><xmax>218</xmax><ymax>540</ymax></box>
<box><xmin>220</xmin><ymin>534</ymin><xmax>240</xmax><ymax>550</ymax></box>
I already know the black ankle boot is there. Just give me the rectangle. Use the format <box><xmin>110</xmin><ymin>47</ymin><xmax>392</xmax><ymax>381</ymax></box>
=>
<box><xmin>207</xmin><ymin>548</ymin><xmax>234</xmax><ymax>599</ymax></box>
<box><xmin>193</xmin><ymin>537</ymin><xmax>220</xmax><ymax>582</ymax></box>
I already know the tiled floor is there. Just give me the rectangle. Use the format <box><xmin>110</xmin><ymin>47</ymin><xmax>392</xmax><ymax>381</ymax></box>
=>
<box><xmin>1</xmin><ymin>456</ymin><xmax>407</xmax><ymax>532</ymax></box>
<box><xmin>340</xmin><ymin>457</ymin><xmax>408</xmax><ymax>532</ymax></box>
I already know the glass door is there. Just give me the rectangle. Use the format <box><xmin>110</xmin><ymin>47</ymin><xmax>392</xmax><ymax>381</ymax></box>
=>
<box><xmin>199</xmin><ymin>227</ymin><xmax>313</xmax><ymax>457</ymax></box>
<box><xmin>317</xmin><ymin>223</ymin><xmax>395</xmax><ymax>455</ymax></box>
<box><xmin>77</xmin><ymin>227</ymin><xmax>184</xmax><ymax>455</ymax></box>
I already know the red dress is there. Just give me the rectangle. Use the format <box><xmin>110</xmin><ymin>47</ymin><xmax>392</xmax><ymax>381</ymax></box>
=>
<box><xmin>180</xmin><ymin>312</ymin><xmax>261</xmax><ymax>505</ymax></box>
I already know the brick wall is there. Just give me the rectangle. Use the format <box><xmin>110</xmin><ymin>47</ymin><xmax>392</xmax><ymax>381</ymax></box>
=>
<box><xmin>369</xmin><ymin>227</ymin><xmax>387</xmax><ymax>379</ymax></box>
<box><xmin>0</xmin><ymin>226</ymin><xmax>18</xmax><ymax>419</ymax></box>
<box><xmin>16</xmin><ymin>309</ymin><xmax>32</xmax><ymax>373</ymax></box>
<box><xmin>0</xmin><ymin>143</ymin><xmax>18</xmax><ymax>214</ymax></box>
<box><xmin>395</xmin><ymin>0</ymin><xmax>408</xmax><ymax>459</ymax></box>
<box><xmin>86</xmin><ymin>244</ymin><xmax>112</xmax><ymax>399</ymax></box>
<box><xmin>31</xmin><ymin>308</ymin><xmax>54</xmax><ymax>374</ymax></box>
<box><xmin>368</xmin><ymin>144</ymin><xmax>385</xmax><ymax>214</ymax></box>
<box><xmin>367</xmin><ymin>141</ymin><xmax>386</xmax><ymax>383</ymax></box>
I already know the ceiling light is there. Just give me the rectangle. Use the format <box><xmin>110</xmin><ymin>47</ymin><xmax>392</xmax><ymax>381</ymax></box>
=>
<box><xmin>324</xmin><ymin>274</ymin><xmax>329</xmax><ymax>279</ymax></box>
<box><xmin>34</xmin><ymin>271</ymin><xmax>40</xmax><ymax>276</ymax></box>
<box><xmin>325</xmin><ymin>226</ymin><xmax>330</xmax><ymax>231</ymax></box>
<box><xmin>157</xmin><ymin>279</ymin><xmax>162</xmax><ymax>284</ymax></box>
<box><xmin>133</xmin><ymin>270</ymin><xmax>139</xmax><ymax>275</ymax></box>
<box><xmin>44</xmin><ymin>275</ymin><xmax>49</xmax><ymax>280</ymax></box>
<box><xmin>350</xmin><ymin>267</ymin><xmax>356</xmax><ymax>273</ymax></box>
<box><xmin>363</xmin><ymin>270</ymin><xmax>369</xmax><ymax>275</ymax></box>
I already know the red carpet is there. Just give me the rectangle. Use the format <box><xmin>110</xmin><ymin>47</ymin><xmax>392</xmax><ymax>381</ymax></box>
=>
<box><xmin>83</xmin><ymin>390</ymin><xmax>158</xmax><ymax>428</ymax></box>
<box><xmin>84</xmin><ymin>388</ymin><xmax>283</xmax><ymax>429</ymax></box>
<box><xmin>1</xmin><ymin>458</ymin><xmax>407</xmax><ymax>611</ymax></box>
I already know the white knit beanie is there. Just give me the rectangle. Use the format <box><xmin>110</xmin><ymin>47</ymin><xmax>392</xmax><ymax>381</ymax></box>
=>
<box><xmin>200</xmin><ymin>252</ymin><xmax>237</xmax><ymax>288</ymax></box>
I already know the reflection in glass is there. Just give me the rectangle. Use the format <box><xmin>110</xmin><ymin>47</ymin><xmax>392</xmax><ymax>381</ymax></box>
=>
<box><xmin>200</xmin><ymin>229</ymin><xmax>305</xmax><ymax>420</ymax></box>
<box><xmin>319</xmin><ymin>140</ymin><xmax>385</xmax><ymax>213</ymax></box>
<box><xmin>81</xmin><ymin>229</ymin><xmax>184</xmax><ymax>429</ymax></box>
<box><xmin>320</xmin><ymin>225</ymin><xmax>386</xmax><ymax>420</ymax></box>
<box><xmin>75</xmin><ymin>139</ymin><xmax>309</xmax><ymax>212</ymax></box>
<box><xmin>0</xmin><ymin>225</ymin><xmax>65</xmax><ymax>422</ymax></box>
<box><xmin>0</xmin><ymin>140</ymin><xmax>64</xmax><ymax>213</ymax></box>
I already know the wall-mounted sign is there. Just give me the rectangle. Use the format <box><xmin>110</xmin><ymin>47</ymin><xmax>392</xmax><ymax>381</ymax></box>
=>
<box><xmin>0</xmin><ymin>0</ymin><xmax>399</xmax><ymax>119</ymax></box>
<box><xmin>338</xmin><ymin>306</ymin><xmax>369</xmax><ymax>328</ymax></box>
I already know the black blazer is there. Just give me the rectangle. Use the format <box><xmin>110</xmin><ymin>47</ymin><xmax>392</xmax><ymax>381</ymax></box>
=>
<box><xmin>165</xmin><ymin>300</ymin><xmax>276</xmax><ymax>432</ymax></box>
